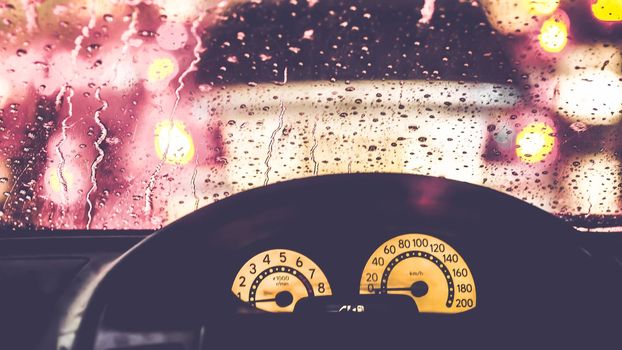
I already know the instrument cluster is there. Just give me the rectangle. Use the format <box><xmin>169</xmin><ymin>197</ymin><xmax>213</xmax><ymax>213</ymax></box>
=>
<box><xmin>232</xmin><ymin>233</ymin><xmax>476</xmax><ymax>314</ymax></box>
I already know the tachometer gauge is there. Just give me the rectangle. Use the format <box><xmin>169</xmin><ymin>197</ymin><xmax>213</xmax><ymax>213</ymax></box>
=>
<box><xmin>360</xmin><ymin>233</ymin><xmax>476</xmax><ymax>313</ymax></box>
<box><xmin>232</xmin><ymin>249</ymin><xmax>332</xmax><ymax>312</ymax></box>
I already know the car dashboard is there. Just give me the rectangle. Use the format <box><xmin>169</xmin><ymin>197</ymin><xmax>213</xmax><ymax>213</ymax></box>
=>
<box><xmin>2</xmin><ymin>175</ymin><xmax>622</xmax><ymax>350</ymax></box>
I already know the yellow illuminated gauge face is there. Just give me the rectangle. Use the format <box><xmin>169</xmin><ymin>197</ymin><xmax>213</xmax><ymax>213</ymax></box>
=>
<box><xmin>360</xmin><ymin>233</ymin><xmax>476</xmax><ymax>314</ymax></box>
<box><xmin>232</xmin><ymin>249</ymin><xmax>332</xmax><ymax>313</ymax></box>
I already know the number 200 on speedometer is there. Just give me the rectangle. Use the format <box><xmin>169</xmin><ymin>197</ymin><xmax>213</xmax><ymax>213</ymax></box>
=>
<box><xmin>360</xmin><ymin>233</ymin><xmax>476</xmax><ymax>314</ymax></box>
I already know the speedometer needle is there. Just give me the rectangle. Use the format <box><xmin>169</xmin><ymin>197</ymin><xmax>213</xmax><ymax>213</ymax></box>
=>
<box><xmin>382</xmin><ymin>287</ymin><xmax>410</xmax><ymax>291</ymax></box>
<box><xmin>376</xmin><ymin>281</ymin><xmax>429</xmax><ymax>297</ymax></box>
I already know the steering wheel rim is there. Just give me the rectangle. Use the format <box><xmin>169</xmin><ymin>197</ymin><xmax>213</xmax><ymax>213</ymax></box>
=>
<box><xmin>72</xmin><ymin>173</ymin><xmax>608</xmax><ymax>349</ymax></box>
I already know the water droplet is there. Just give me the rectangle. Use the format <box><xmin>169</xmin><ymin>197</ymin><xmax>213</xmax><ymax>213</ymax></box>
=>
<box><xmin>570</xmin><ymin>122</ymin><xmax>588</xmax><ymax>133</ymax></box>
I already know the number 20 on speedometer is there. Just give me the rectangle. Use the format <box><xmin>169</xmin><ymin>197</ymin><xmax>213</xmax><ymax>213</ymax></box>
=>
<box><xmin>360</xmin><ymin>233</ymin><xmax>476</xmax><ymax>313</ymax></box>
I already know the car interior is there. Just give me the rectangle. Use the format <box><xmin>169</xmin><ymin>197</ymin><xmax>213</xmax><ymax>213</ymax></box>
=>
<box><xmin>1</xmin><ymin>0</ymin><xmax>622</xmax><ymax>349</ymax></box>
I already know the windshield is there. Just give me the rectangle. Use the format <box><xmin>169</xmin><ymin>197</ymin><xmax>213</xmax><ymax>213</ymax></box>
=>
<box><xmin>0</xmin><ymin>0</ymin><xmax>621</xmax><ymax>230</ymax></box>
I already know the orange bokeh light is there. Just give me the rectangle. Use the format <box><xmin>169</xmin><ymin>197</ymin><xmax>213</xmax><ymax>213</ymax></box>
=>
<box><xmin>538</xmin><ymin>16</ymin><xmax>568</xmax><ymax>53</ymax></box>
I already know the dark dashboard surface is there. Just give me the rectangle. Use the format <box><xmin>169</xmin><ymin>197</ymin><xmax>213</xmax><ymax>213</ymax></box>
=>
<box><xmin>2</xmin><ymin>231</ymin><xmax>622</xmax><ymax>350</ymax></box>
<box><xmin>0</xmin><ymin>232</ymin><xmax>146</xmax><ymax>350</ymax></box>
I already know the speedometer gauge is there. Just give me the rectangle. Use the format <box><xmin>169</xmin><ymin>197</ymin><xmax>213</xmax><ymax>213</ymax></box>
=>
<box><xmin>360</xmin><ymin>233</ymin><xmax>476</xmax><ymax>314</ymax></box>
<box><xmin>232</xmin><ymin>249</ymin><xmax>332</xmax><ymax>312</ymax></box>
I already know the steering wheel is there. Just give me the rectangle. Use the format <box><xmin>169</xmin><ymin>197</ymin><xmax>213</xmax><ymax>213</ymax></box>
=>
<box><xmin>70</xmin><ymin>174</ymin><xmax>618</xmax><ymax>349</ymax></box>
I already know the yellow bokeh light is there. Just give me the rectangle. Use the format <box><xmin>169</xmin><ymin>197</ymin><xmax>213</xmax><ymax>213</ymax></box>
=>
<box><xmin>48</xmin><ymin>168</ymin><xmax>74</xmax><ymax>194</ymax></box>
<box><xmin>527</xmin><ymin>0</ymin><xmax>559</xmax><ymax>15</ymax></box>
<box><xmin>154</xmin><ymin>120</ymin><xmax>195</xmax><ymax>165</ymax></box>
<box><xmin>147</xmin><ymin>57</ymin><xmax>176</xmax><ymax>83</ymax></box>
<box><xmin>538</xmin><ymin>16</ymin><xmax>568</xmax><ymax>53</ymax></box>
<box><xmin>592</xmin><ymin>0</ymin><xmax>622</xmax><ymax>22</ymax></box>
<box><xmin>515</xmin><ymin>122</ymin><xmax>555</xmax><ymax>163</ymax></box>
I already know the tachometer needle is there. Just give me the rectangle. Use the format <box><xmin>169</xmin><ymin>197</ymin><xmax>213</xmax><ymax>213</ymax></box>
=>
<box><xmin>254</xmin><ymin>297</ymin><xmax>277</xmax><ymax>303</ymax></box>
<box><xmin>254</xmin><ymin>291</ymin><xmax>294</xmax><ymax>307</ymax></box>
